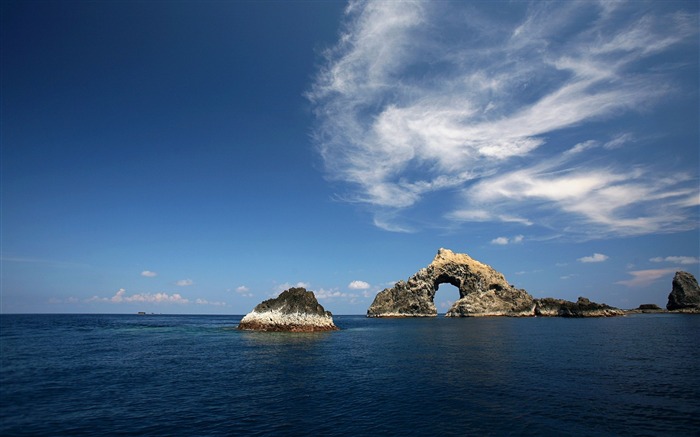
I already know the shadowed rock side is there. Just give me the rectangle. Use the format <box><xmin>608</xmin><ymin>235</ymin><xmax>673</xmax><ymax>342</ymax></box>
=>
<box><xmin>667</xmin><ymin>271</ymin><xmax>700</xmax><ymax>313</ymax></box>
<box><xmin>238</xmin><ymin>287</ymin><xmax>339</xmax><ymax>332</ymax></box>
<box><xmin>367</xmin><ymin>248</ymin><xmax>623</xmax><ymax>318</ymax></box>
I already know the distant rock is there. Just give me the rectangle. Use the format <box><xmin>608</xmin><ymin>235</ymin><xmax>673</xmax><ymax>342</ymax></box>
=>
<box><xmin>667</xmin><ymin>271</ymin><xmax>700</xmax><ymax>312</ymax></box>
<box><xmin>534</xmin><ymin>297</ymin><xmax>625</xmax><ymax>317</ymax></box>
<box><xmin>624</xmin><ymin>304</ymin><xmax>666</xmax><ymax>314</ymax></box>
<box><xmin>367</xmin><ymin>248</ymin><xmax>535</xmax><ymax>317</ymax></box>
<box><xmin>238</xmin><ymin>287</ymin><xmax>339</xmax><ymax>332</ymax></box>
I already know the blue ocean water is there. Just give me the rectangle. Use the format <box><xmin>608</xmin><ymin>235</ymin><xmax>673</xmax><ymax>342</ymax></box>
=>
<box><xmin>1</xmin><ymin>314</ymin><xmax>699</xmax><ymax>436</ymax></box>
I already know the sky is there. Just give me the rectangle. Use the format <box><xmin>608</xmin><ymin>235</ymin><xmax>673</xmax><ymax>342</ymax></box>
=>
<box><xmin>2</xmin><ymin>0</ymin><xmax>698</xmax><ymax>315</ymax></box>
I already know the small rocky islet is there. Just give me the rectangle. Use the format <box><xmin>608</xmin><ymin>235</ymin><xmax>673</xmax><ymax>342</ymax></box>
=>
<box><xmin>238</xmin><ymin>248</ymin><xmax>700</xmax><ymax>331</ymax></box>
<box><xmin>237</xmin><ymin>287</ymin><xmax>339</xmax><ymax>332</ymax></box>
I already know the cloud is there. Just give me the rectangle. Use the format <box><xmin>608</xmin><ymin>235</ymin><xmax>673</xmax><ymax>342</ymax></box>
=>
<box><xmin>141</xmin><ymin>270</ymin><xmax>157</xmax><ymax>277</ymax></box>
<box><xmin>650</xmin><ymin>256</ymin><xmax>700</xmax><ymax>265</ymax></box>
<box><xmin>459</xmin><ymin>153</ymin><xmax>698</xmax><ymax>238</ymax></box>
<box><xmin>309</xmin><ymin>1</ymin><xmax>699</xmax><ymax>238</ymax></box>
<box><xmin>175</xmin><ymin>279</ymin><xmax>194</xmax><ymax>287</ymax></box>
<box><xmin>617</xmin><ymin>268</ymin><xmax>676</xmax><ymax>287</ymax></box>
<box><xmin>88</xmin><ymin>288</ymin><xmax>190</xmax><ymax>304</ymax></box>
<box><xmin>348</xmin><ymin>280</ymin><xmax>370</xmax><ymax>290</ymax></box>
<box><xmin>195</xmin><ymin>298</ymin><xmax>226</xmax><ymax>307</ymax></box>
<box><xmin>491</xmin><ymin>235</ymin><xmax>524</xmax><ymax>245</ymax></box>
<box><xmin>234</xmin><ymin>285</ymin><xmax>253</xmax><ymax>298</ymax></box>
<box><xmin>578</xmin><ymin>253</ymin><xmax>609</xmax><ymax>263</ymax></box>
<box><xmin>315</xmin><ymin>288</ymin><xmax>350</xmax><ymax>300</ymax></box>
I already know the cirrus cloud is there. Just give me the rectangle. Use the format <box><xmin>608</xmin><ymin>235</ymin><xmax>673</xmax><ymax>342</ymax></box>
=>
<box><xmin>616</xmin><ymin>269</ymin><xmax>677</xmax><ymax>287</ymax></box>
<box><xmin>650</xmin><ymin>256</ymin><xmax>700</xmax><ymax>265</ymax></box>
<box><xmin>308</xmin><ymin>0</ymin><xmax>699</xmax><ymax>238</ymax></box>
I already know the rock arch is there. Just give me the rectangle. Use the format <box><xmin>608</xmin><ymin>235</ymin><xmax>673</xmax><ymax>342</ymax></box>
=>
<box><xmin>367</xmin><ymin>248</ymin><xmax>535</xmax><ymax>317</ymax></box>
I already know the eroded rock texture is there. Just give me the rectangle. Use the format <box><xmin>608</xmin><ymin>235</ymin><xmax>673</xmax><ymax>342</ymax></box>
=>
<box><xmin>667</xmin><ymin>271</ymin><xmax>700</xmax><ymax>312</ymax></box>
<box><xmin>238</xmin><ymin>287</ymin><xmax>339</xmax><ymax>332</ymax></box>
<box><xmin>367</xmin><ymin>248</ymin><xmax>535</xmax><ymax>317</ymax></box>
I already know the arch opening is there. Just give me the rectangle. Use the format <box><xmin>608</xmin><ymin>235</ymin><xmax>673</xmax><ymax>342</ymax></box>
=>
<box><xmin>434</xmin><ymin>282</ymin><xmax>460</xmax><ymax>316</ymax></box>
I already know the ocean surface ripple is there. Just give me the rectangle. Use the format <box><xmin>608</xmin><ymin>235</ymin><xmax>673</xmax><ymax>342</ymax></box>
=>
<box><xmin>1</xmin><ymin>314</ymin><xmax>699</xmax><ymax>436</ymax></box>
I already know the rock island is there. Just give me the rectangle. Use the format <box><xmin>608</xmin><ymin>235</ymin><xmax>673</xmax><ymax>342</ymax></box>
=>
<box><xmin>367</xmin><ymin>248</ymin><xmax>624</xmax><ymax>318</ymax></box>
<box><xmin>238</xmin><ymin>287</ymin><xmax>339</xmax><ymax>332</ymax></box>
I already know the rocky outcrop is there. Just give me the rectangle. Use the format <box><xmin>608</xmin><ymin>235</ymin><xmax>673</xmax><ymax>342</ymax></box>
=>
<box><xmin>367</xmin><ymin>248</ymin><xmax>535</xmax><ymax>317</ymax></box>
<box><xmin>637</xmin><ymin>304</ymin><xmax>663</xmax><ymax>311</ymax></box>
<box><xmin>534</xmin><ymin>297</ymin><xmax>624</xmax><ymax>317</ymax></box>
<box><xmin>624</xmin><ymin>304</ymin><xmax>667</xmax><ymax>314</ymax></box>
<box><xmin>666</xmin><ymin>271</ymin><xmax>700</xmax><ymax>312</ymax></box>
<box><xmin>238</xmin><ymin>287</ymin><xmax>339</xmax><ymax>332</ymax></box>
<box><xmin>367</xmin><ymin>248</ymin><xmax>625</xmax><ymax>318</ymax></box>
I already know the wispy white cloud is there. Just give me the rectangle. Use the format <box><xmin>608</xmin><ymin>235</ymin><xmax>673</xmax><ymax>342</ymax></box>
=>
<box><xmin>617</xmin><ymin>268</ymin><xmax>676</xmax><ymax>287</ymax></box>
<box><xmin>141</xmin><ymin>270</ymin><xmax>157</xmax><ymax>277</ymax></box>
<box><xmin>650</xmin><ymin>256</ymin><xmax>700</xmax><ymax>265</ymax></box>
<box><xmin>578</xmin><ymin>253</ymin><xmax>609</xmax><ymax>263</ymax></box>
<box><xmin>348</xmin><ymin>280</ymin><xmax>370</xmax><ymax>290</ymax></box>
<box><xmin>309</xmin><ymin>0</ymin><xmax>699</xmax><ymax>238</ymax></box>
<box><xmin>315</xmin><ymin>288</ymin><xmax>350</xmax><ymax>300</ymax></box>
<box><xmin>88</xmin><ymin>288</ymin><xmax>190</xmax><ymax>304</ymax></box>
<box><xmin>175</xmin><ymin>279</ymin><xmax>194</xmax><ymax>287</ymax></box>
<box><xmin>87</xmin><ymin>289</ymin><xmax>225</xmax><ymax>306</ymax></box>
<box><xmin>195</xmin><ymin>298</ymin><xmax>226</xmax><ymax>307</ymax></box>
<box><xmin>459</xmin><ymin>150</ymin><xmax>698</xmax><ymax>237</ymax></box>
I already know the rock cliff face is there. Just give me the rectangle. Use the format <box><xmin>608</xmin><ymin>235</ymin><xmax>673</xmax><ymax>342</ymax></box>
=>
<box><xmin>534</xmin><ymin>297</ymin><xmax>624</xmax><ymax>317</ymax></box>
<box><xmin>367</xmin><ymin>248</ymin><xmax>624</xmax><ymax>318</ymax></box>
<box><xmin>238</xmin><ymin>287</ymin><xmax>339</xmax><ymax>332</ymax></box>
<box><xmin>367</xmin><ymin>248</ymin><xmax>535</xmax><ymax>317</ymax></box>
<box><xmin>667</xmin><ymin>271</ymin><xmax>700</xmax><ymax>312</ymax></box>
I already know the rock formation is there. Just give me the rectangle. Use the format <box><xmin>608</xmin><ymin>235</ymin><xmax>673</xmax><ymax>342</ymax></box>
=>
<box><xmin>625</xmin><ymin>303</ymin><xmax>666</xmax><ymax>314</ymax></box>
<box><xmin>367</xmin><ymin>248</ymin><xmax>535</xmax><ymax>317</ymax></box>
<box><xmin>666</xmin><ymin>271</ymin><xmax>700</xmax><ymax>312</ymax></box>
<box><xmin>534</xmin><ymin>297</ymin><xmax>624</xmax><ymax>317</ymax></box>
<box><xmin>238</xmin><ymin>287</ymin><xmax>339</xmax><ymax>332</ymax></box>
<box><xmin>637</xmin><ymin>304</ymin><xmax>663</xmax><ymax>311</ymax></box>
<box><xmin>367</xmin><ymin>248</ymin><xmax>624</xmax><ymax>318</ymax></box>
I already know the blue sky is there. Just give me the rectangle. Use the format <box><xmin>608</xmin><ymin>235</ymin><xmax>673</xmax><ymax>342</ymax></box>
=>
<box><xmin>2</xmin><ymin>0</ymin><xmax>698</xmax><ymax>315</ymax></box>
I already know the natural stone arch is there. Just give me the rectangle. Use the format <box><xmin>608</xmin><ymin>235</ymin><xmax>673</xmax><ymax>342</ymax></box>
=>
<box><xmin>367</xmin><ymin>248</ymin><xmax>536</xmax><ymax>317</ymax></box>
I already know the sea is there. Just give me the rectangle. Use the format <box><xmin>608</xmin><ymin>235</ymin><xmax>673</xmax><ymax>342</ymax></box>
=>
<box><xmin>1</xmin><ymin>314</ymin><xmax>698</xmax><ymax>436</ymax></box>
